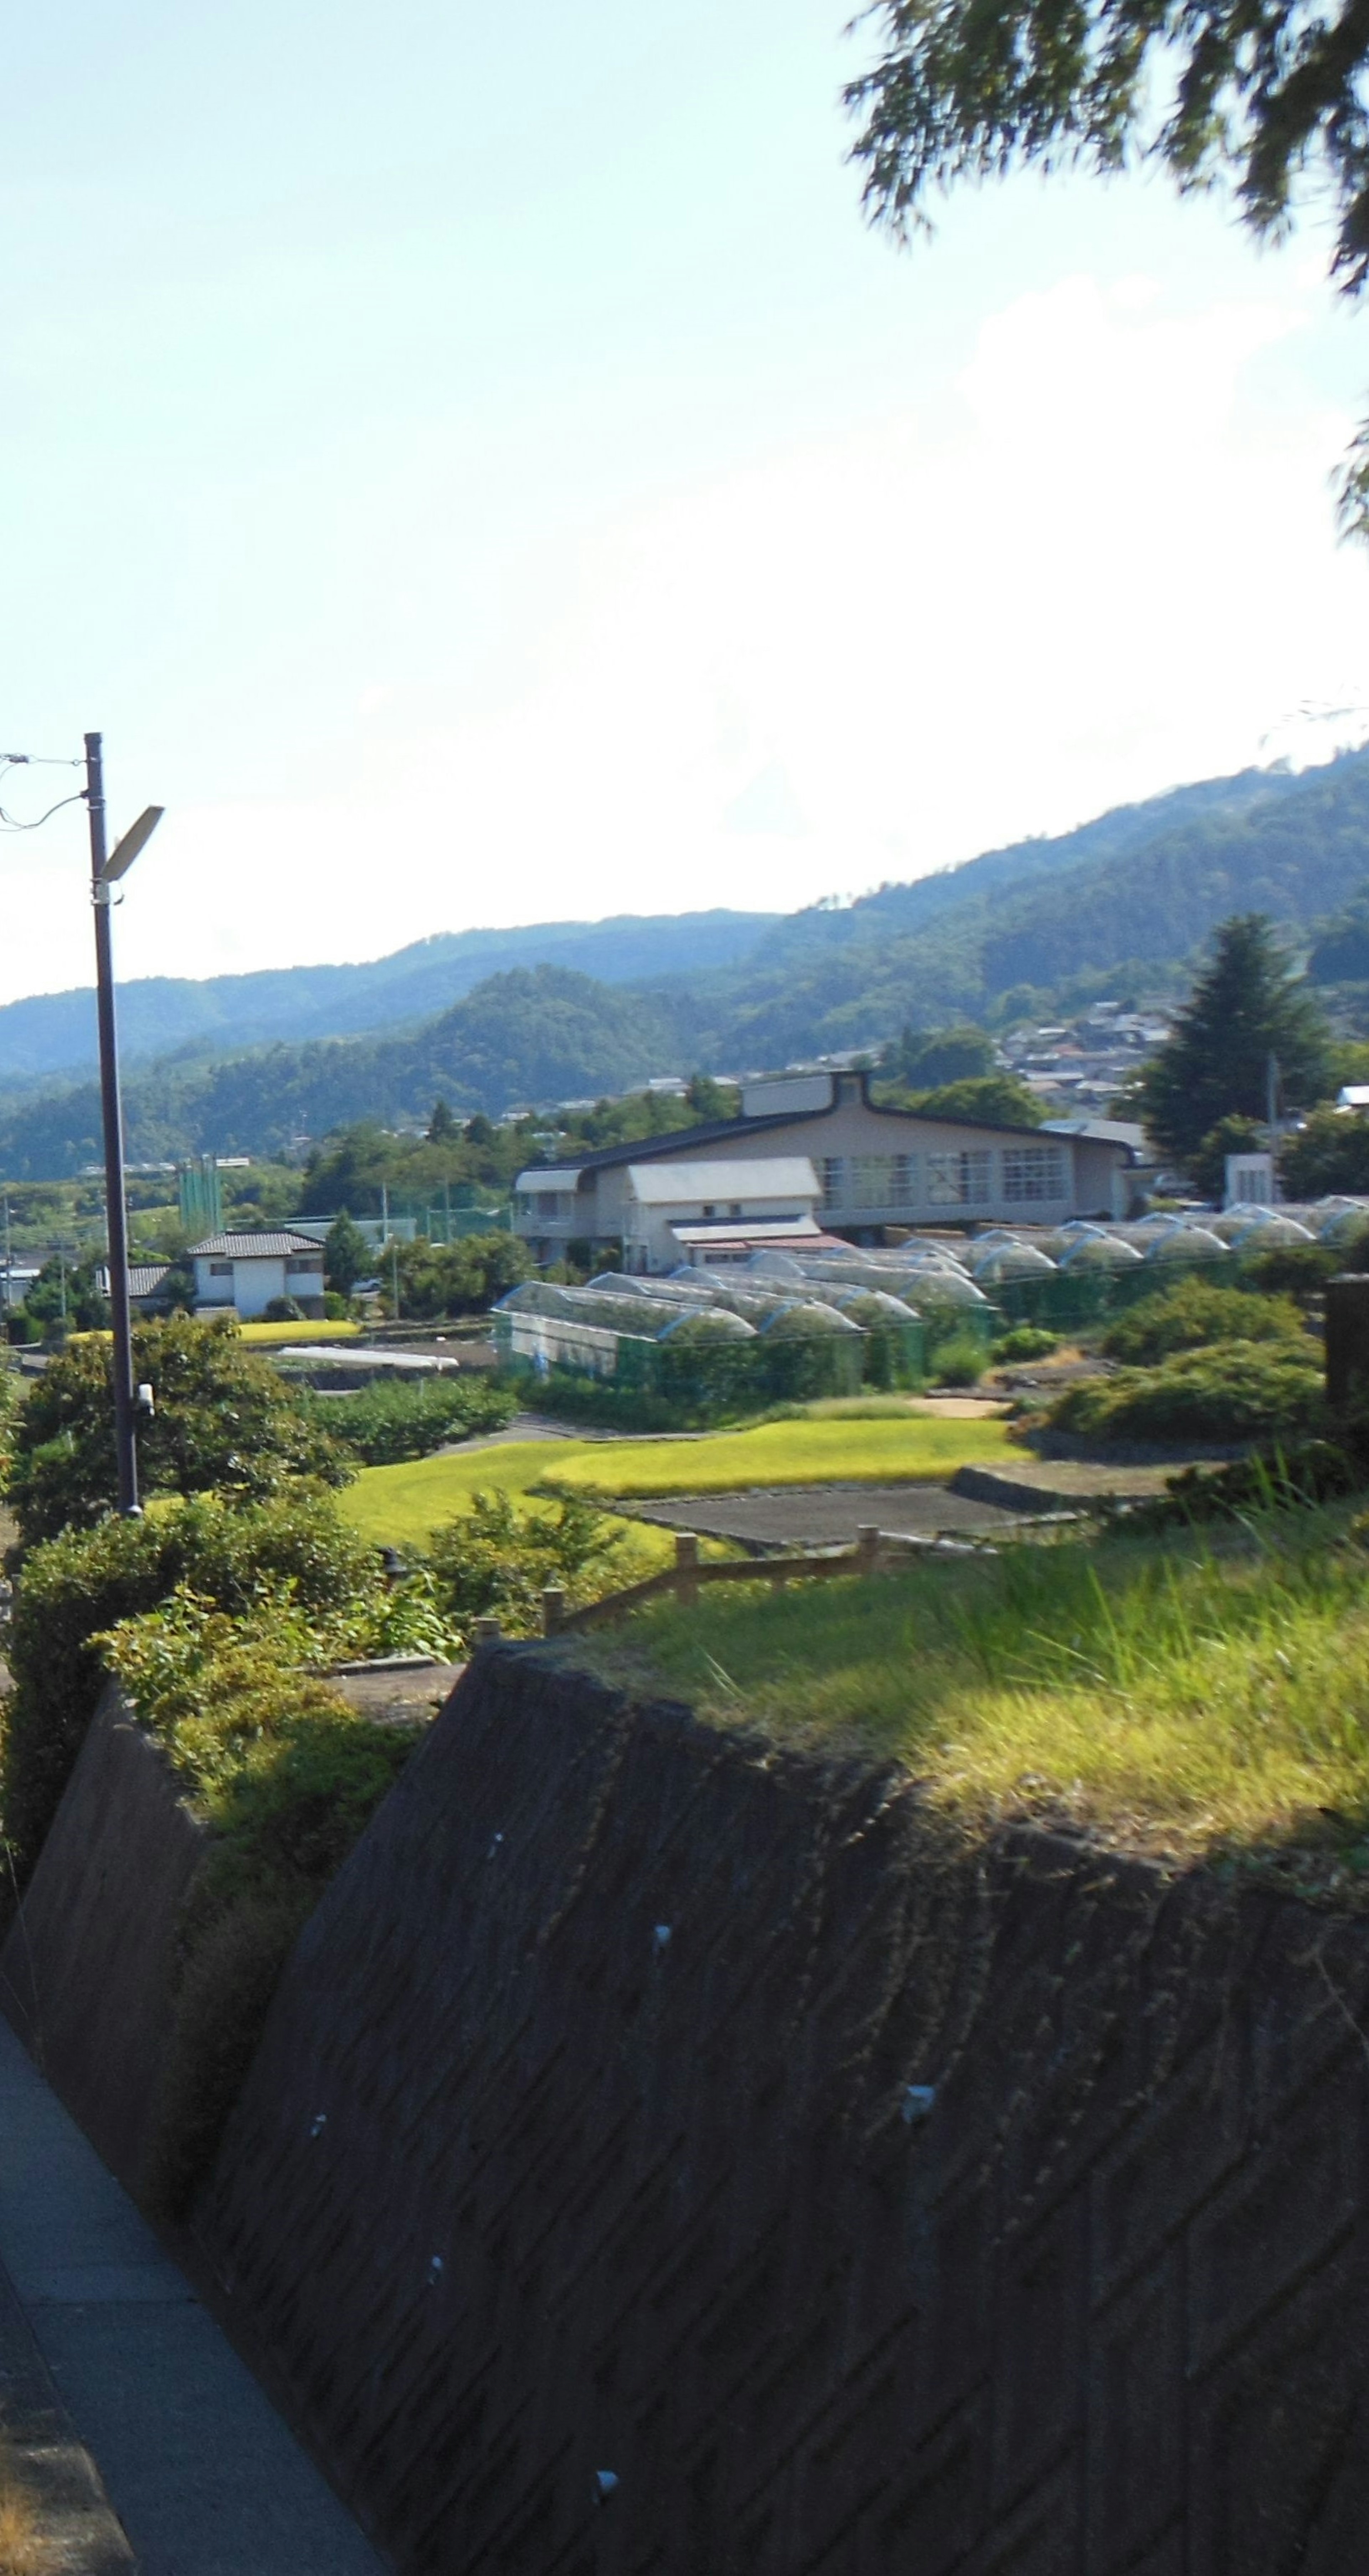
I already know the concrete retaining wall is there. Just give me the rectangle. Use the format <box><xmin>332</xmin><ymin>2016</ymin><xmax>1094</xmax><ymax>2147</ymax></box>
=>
<box><xmin>8</xmin><ymin>1647</ymin><xmax>1369</xmax><ymax>2571</ymax></box>
<box><xmin>0</xmin><ymin>1690</ymin><xmax>204</xmax><ymax>2206</ymax></box>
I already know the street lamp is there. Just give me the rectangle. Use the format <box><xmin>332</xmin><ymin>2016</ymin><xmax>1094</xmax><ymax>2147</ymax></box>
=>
<box><xmin>85</xmin><ymin>732</ymin><xmax>163</xmax><ymax>1516</ymax></box>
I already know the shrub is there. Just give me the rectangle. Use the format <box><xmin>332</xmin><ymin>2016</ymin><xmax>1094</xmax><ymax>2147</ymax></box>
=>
<box><xmin>392</xmin><ymin>1230</ymin><xmax>531</xmax><ymax>1319</ymax></box>
<box><xmin>0</xmin><ymin>1487</ymin><xmax>432</xmax><ymax>1886</ymax></box>
<box><xmin>1048</xmin><ymin>1341</ymin><xmax>1327</xmax><ymax>1447</ymax></box>
<box><xmin>931</xmin><ymin>1335</ymin><xmax>986</xmax><ymax>1387</ymax></box>
<box><xmin>1100</xmin><ymin>1276</ymin><xmax>1306</xmax><ymax>1367</ymax></box>
<box><xmin>301</xmin><ymin>1372</ymin><xmax>517</xmax><ymax>1464</ymax></box>
<box><xmin>990</xmin><ymin>1325</ymin><xmax>1060</xmax><ymax>1363</ymax></box>
<box><xmin>1139</xmin><ymin>1441</ymin><xmax>1362</xmax><ymax>1526</ymax></box>
<box><xmin>424</xmin><ymin>1488</ymin><xmax>631</xmax><ymax>1634</ymax></box>
<box><xmin>261</xmin><ymin>1295</ymin><xmax>307</xmax><ymax>1323</ymax></box>
<box><xmin>5</xmin><ymin>1314</ymin><xmax>351</xmax><ymax>1550</ymax></box>
<box><xmin>0</xmin><ymin>1360</ymin><xmax>19</xmax><ymax>1489</ymax></box>
<box><xmin>1239</xmin><ymin>1244</ymin><xmax>1340</xmax><ymax>1302</ymax></box>
<box><xmin>96</xmin><ymin>1589</ymin><xmax>423</xmax><ymax>2209</ymax></box>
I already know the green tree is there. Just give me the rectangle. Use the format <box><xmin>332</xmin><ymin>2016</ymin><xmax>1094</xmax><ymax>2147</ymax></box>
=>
<box><xmin>1135</xmin><ymin>916</ymin><xmax>1333</xmax><ymax>1168</ymax></box>
<box><xmin>685</xmin><ymin>1072</ymin><xmax>737</xmax><ymax>1122</ymax></box>
<box><xmin>23</xmin><ymin>1254</ymin><xmax>110</xmax><ymax>1335</ymax></box>
<box><xmin>1281</xmin><ymin>1102</ymin><xmax>1369</xmax><ymax>1197</ymax></box>
<box><xmin>846</xmin><ymin>0</ymin><xmax>1369</xmax><ymax>522</ymax></box>
<box><xmin>6</xmin><ymin>1315</ymin><xmax>351</xmax><ymax>1550</ymax></box>
<box><xmin>427</xmin><ymin>1097</ymin><xmax>457</xmax><ymax>1140</ymax></box>
<box><xmin>876</xmin><ymin>1069</ymin><xmax>1045</xmax><ymax>1126</ymax></box>
<box><xmin>323</xmin><ymin>1210</ymin><xmax>370</xmax><ymax>1297</ymax></box>
<box><xmin>1188</xmin><ymin>1113</ymin><xmax>1270</xmax><ymax>1205</ymax></box>
<box><xmin>894</xmin><ymin>1024</ymin><xmax>996</xmax><ymax>1088</ymax></box>
<box><xmin>390</xmin><ymin>1230</ymin><xmax>531</xmax><ymax>1321</ymax></box>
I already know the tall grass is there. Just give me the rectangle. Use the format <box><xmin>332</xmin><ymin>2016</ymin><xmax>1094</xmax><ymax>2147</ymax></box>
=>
<box><xmin>581</xmin><ymin>1507</ymin><xmax>1369</xmax><ymax>1883</ymax></box>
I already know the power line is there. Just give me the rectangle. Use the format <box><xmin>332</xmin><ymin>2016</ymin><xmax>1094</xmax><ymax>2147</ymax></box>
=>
<box><xmin>0</xmin><ymin>790</ymin><xmax>87</xmax><ymax>831</ymax></box>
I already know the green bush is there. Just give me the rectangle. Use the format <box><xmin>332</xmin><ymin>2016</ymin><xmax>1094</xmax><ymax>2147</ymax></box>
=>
<box><xmin>1239</xmin><ymin>1244</ymin><xmax>1341</xmax><ymax>1303</ymax></box>
<box><xmin>990</xmin><ymin>1325</ymin><xmax>1060</xmax><ymax>1363</ymax></box>
<box><xmin>6</xmin><ymin>1315</ymin><xmax>352</xmax><ymax>1551</ymax></box>
<box><xmin>261</xmin><ymin>1295</ymin><xmax>307</xmax><ymax>1323</ymax></box>
<box><xmin>0</xmin><ymin>1488</ymin><xmax>439</xmax><ymax>1888</ymax></box>
<box><xmin>931</xmin><ymin>1335</ymin><xmax>986</xmax><ymax>1387</ymax></box>
<box><xmin>0</xmin><ymin>1359</ymin><xmax>19</xmax><ymax>1489</ymax></box>
<box><xmin>1139</xmin><ymin>1441</ymin><xmax>1361</xmax><ymax>1526</ymax></box>
<box><xmin>424</xmin><ymin>1488</ymin><xmax>628</xmax><ymax>1635</ymax></box>
<box><xmin>301</xmin><ymin>1372</ymin><xmax>517</xmax><ymax>1464</ymax></box>
<box><xmin>1049</xmin><ymin>1341</ymin><xmax>1327</xmax><ymax>1447</ymax></box>
<box><xmin>1100</xmin><ymin>1276</ymin><xmax>1307</xmax><ymax>1367</ymax></box>
<box><xmin>96</xmin><ymin>1589</ymin><xmax>422</xmax><ymax>2210</ymax></box>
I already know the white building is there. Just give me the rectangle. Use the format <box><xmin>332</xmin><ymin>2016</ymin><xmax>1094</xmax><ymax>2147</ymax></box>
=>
<box><xmin>188</xmin><ymin>1230</ymin><xmax>327</xmax><ymax>1320</ymax></box>
<box><xmin>616</xmin><ymin>1158</ymin><xmax>825</xmax><ymax>1270</ymax></box>
<box><xmin>514</xmin><ymin>1070</ymin><xmax>1139</xmax><ymax>1270</ymax></box>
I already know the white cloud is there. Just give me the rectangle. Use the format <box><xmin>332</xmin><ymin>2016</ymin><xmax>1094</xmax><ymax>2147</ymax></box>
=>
<box><xmin>7</xmin><ymin>267</ymin><xmax>1369</xmax><ymax>1001</ymax></box>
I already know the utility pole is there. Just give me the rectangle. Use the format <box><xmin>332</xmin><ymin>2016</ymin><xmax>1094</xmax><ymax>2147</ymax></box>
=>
<box><xmin>87</xmin><ymin>731</ymin><xmax>140</xmax><ymax>1515</ymax></box>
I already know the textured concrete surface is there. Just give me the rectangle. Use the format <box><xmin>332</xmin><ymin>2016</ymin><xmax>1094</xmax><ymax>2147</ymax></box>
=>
<box><xmin>0</xmin><ymin>2251</ymin><xmax>134</xmax><ymax>2572</ymax></box>
<box><xmin>197</xmin><ymin>1648</ymin><xmax>1369</xmax><ymax>2574</ymax></box>
<box><xmin>621</xmin><ymin>1477</ymin><xmax>1020</xmax><ymax>1546</ymax></box>
<box><xmin>0</xmin><ymin>2018</ymin><xmax>387</xmax><ymax>2576</ymax></box>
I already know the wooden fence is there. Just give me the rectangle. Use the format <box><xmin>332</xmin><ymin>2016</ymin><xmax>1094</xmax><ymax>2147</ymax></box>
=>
<box><xmin>465</xmin><ymin>1525</ymin><xmax>987</xmax><ymax>1648</ymax></box>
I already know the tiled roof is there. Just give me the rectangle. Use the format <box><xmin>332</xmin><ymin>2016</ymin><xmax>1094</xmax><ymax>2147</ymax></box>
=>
<box><xmin>188</xmin><ymin>1231</ymin><xmax>324</xmax><ymax>1259</ymax></box>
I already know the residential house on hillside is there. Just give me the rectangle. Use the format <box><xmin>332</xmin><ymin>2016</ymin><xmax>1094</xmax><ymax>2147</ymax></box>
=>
<box><xmin>188</xmin><ymin>1230</ymin><xmax>326</xmax><ymax>1320</ymax></box>
<box><xmin>513</xmin><ymin>1070</ymin><xmax>1138</xmax><ymax>1269</ymax></box>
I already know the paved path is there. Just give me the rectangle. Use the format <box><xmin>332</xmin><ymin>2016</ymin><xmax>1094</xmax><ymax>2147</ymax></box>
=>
<box><xmin>0</xmin><ymin>2018</ymin><xmax>386</xmax><ymax>2575</ymax></box>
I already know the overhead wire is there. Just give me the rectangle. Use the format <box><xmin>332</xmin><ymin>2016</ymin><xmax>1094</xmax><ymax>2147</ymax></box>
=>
<box><xmin>0</xmin><ymin>751</ymin><xmax>87</xmax><ymax>833</ymax></box>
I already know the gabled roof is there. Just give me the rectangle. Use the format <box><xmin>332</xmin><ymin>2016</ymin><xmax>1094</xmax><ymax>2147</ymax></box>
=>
<box><xmin>188</xmin><ymin>1230</ymin><xmax>324</xmax><ymax>1259</ymax></box>
<box><xmin>528</xmin><ymin>1070</ymin><xmax>1125</xmax><ymax>1181</ymax></box>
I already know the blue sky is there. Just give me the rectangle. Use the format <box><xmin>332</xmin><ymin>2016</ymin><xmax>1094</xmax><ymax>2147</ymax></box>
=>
<box><xmin>2</xmin><ymin>0</ymin><xmax>1369</xmax><ymax>1002</ymax></box>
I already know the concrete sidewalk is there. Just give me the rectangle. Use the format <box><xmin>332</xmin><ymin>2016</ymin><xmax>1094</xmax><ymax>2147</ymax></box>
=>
<box><xmin>0</xmin><ymin>2018</ymin><xmax>387</xmax><ymax>2574</ymax></box>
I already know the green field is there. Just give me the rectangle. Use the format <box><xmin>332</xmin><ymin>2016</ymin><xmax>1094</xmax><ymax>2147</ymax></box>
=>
<box><xmin>576</xmin><ymin>1505</ymin><xmax>1369</xmax><ymax>1894</ymax></box>
<box><xmin>340</xmin><ymin>1413</ymin><xmax>1017</xmax><ymax>1547</ymax></box>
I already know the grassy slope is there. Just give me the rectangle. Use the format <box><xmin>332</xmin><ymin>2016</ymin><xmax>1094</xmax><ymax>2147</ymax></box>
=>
<box><xmin>339</xmin><ymin>1415</ymin><xmax>1018</xmax><ymax>1545</ymax></box>
<box><xmin>576</xmin><ymin>1509</ymin><xmax>1369</xmax><ymax>1897</ymax></box>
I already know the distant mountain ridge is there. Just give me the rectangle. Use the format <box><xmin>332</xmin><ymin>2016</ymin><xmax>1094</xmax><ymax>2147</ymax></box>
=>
<box><xmin>0</xmin><ymin>910</ymin><xmax>780</xmax><ymax>1087</ymax></box>
<box><xmin>6</xmin><ymin>748</ymin><xmax>1369</xmax><ymax>1176</ymax></box>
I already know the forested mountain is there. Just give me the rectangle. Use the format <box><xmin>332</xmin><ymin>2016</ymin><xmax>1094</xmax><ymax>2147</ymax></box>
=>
<box><xmin>7</xmin><ymin>748</ymin><xmax>1369</xmax><ymax>1176</ymax></box>
<box><xmin>0</xmin><ymin>910</ymin><xmax>778</xmax><ymax>1087</ymax></box>
<box><xmin>661</xmin><ymin>748</ymin><xmax>1369</xmax><ymax>1065</ymax></box>
<box><xmin>0</xmin><ymin>970</ymin><xmax>689</xmax><ymax>1177</ymax></box>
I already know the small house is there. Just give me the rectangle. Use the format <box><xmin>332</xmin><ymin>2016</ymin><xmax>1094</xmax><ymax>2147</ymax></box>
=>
<box><xmin>188</xmin><ymin>1230</ymin><xmax>327</xmax><ymax>1321</ymax></box>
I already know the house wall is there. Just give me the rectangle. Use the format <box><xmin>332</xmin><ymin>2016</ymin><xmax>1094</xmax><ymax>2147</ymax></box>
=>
<box><xmin>192</xmin><ymin>1255</ymin><xmax>327</xmax><ymax>1319</ymax></box>
<box><xmin>521</xmin><ymin>1114</ymin><xmax>1127</xmax><ymax>1268</ymax></box>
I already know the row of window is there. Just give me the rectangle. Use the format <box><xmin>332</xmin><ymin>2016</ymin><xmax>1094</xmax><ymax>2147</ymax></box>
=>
<box><xmin>821</xmin><ymin>1146</ymin><xmax>1066</xmax><ymax>1210</ymax></box>
<box><xmin>204</xmin><ymin>1256</ymin><xmax>323</xmax><ymax>1277</ymax></box>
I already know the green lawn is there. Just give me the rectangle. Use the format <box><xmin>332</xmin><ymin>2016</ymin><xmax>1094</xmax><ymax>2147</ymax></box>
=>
<box><xmin>575</xmin><ymin>1506</ymin><xmax>1369</xmax><ymax>1895</ymax></box>
<box><xmin>339</xmin><ymin>1413</ymin><xmax>1018</xmax><ymax>1547</ymax></box>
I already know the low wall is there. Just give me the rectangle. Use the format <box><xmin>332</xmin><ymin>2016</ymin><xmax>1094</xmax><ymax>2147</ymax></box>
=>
<box><xmin>9</xmin><ymin>1649</ymin><xmax>1369</xmax><ymax>2572</ymax></box>
<box><xmin>0</xmin><ymin>1690</ymin><xmax>204</xmax><ymax>2206</ymax></box>
<box><xmin>199</xmin><ymin>1651</ymin><xmax>1369</xmax><ymax>2574</ymax></box>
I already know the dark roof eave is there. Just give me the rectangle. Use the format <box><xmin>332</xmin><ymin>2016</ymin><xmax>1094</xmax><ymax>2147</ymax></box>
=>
<box><xmin>546</xmin><ymin>1072</ymin><xmax>1134</xmax><ymax>1181</ymax></box>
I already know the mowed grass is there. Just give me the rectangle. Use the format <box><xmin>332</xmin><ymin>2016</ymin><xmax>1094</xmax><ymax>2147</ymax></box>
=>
<box><xmin>239</xmin><ymin>1319</ymin><xmax>362</xmax><ymax>1345</ymax></box>
<box><xmin>577</xmin><ymin>1508</ymin><xmax>1369</xmax><ymax>1890</ymax></box>
<box><xmin>339</xmin><ymin>1413</ymin><xmax>1017</xmax><ymax>1546</ymax></box>
<box><xmin>339</xmin><ymin>1441</ymin><xmax>682</xmax><ymax>1560</ymax></box>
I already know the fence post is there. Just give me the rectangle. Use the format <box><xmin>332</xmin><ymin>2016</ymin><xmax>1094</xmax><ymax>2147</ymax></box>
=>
<box><xmin>541</xmin><ymin>1586</ymin><xmax>566</xmax><ymax>1638</ymax></box>
<box><xmin>856</xmin><ymin>1524</ymin><xmax>880</xmax><ymax>1574</ymax></box>
<box><xmin>472</xmin><ymin>1615</ymin><xmax>502</xmax><ymax>1646</ymax></box>
<box><xmin>675</xmin><ymin>1532</ymin><xmax>700</xmax><ymax>1609</ymax></box>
